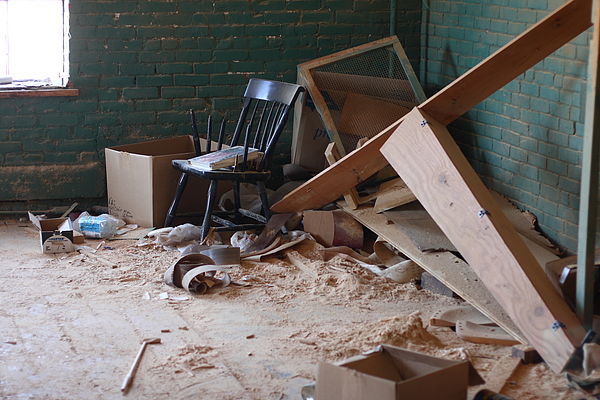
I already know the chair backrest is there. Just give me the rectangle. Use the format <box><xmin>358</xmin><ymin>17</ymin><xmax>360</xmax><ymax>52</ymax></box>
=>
<box><xmin>190</xmin><ymin>79</ymin><xmax>304</xmax><ymax>172</ymax></box>
<box><xmin>230</xmin><ymin>79</ymin><xmax>304</xmax><ymax>172</ymax></box>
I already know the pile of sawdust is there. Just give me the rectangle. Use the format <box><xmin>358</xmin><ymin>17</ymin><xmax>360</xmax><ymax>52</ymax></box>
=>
<box><xmin>163</xmin><ymin>344</ymin><xmax>216</xmax><ymax>374</ymax></box>
<box><xmin>319</xmin><ymin>313</ymin><xmax>443</xmax><ymax>360</ymax></box>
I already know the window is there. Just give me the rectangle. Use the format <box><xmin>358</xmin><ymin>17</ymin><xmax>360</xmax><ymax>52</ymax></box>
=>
<box><xmin>0</xmin><ymin>0</ymin><xmax>69</xmax><ymax>88</ymax></box>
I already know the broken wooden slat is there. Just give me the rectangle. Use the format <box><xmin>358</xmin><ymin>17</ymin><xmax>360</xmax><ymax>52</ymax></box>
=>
<box><xmin>271</xmin><ymin>0</ymin><xmax>592</xmax><ymax>214</ymax></box>
<box><xmin>380</xmin><ymin>107</ymin><xmax>585</xmax><ymax>374</ymax></box>
<box><xmin>373</xmin><ymin>177</ymin><xmax>416</xmax><ymax>213</ymax></box>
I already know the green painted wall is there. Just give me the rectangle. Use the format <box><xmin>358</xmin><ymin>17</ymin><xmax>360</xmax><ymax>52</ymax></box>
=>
<box><xmin>0</xmin><ymin>0</ymin><xmax>420</xmax><ymax>212</ymax></box>
<box><xmin>420</xmin><ymin>0</ymin><xmax>591</xmax><ymax>253</ymax></box>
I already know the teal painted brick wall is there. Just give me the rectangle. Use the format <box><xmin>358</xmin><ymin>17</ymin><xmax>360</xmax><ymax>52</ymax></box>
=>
<box><xmin>0</xmin><ymin>0</ymin><xmax>421</xmax><ymax>212</ymax></box>
<box><xmin>421</xmin><ymin>0</ymin><xmax>591</xmax><ymax>253</ymax></box>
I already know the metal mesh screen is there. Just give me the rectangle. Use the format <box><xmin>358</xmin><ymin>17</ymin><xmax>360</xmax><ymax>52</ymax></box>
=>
<box><xmin>310</xmin><ymin>45</ymin><xmax>420</xmax><ymax>153</ymax></box>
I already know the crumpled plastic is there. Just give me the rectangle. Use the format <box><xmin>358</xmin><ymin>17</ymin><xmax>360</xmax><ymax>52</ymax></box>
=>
<box><xmin>147</xmin><ymin>223</ymin><xmax>202</xmax><ymax>247</ymax></box>
<box><xmin>230</xmin><ymin>230</ymin><xmax>258</xmax><ymax>253</ymax></box>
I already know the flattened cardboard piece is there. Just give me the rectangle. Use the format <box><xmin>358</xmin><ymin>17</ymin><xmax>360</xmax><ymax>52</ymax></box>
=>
<box><xmin>316</xmin><ymin>344</ymin><xmax>483</xmax><ymax>400</ymax></box>
<box><xmin>105</xmin><ymin>136</ymin><xmax>229</xmax><ymax>228</ymax></box>
<box><xmin>28</xmin><ymin>212</ymin><xmax>74</xmax><ymax>254</ymax></box>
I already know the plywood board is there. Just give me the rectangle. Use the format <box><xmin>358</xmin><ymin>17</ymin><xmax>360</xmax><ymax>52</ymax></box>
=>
<box><xmin>380</xmin><ymin>107</ymin><xmax>585</xmax><ymax>374</ymax></box>
<box><xmin>271</xmin><ymin>0</ymin><xmax>592</xmax><ymax>214</ymax></box>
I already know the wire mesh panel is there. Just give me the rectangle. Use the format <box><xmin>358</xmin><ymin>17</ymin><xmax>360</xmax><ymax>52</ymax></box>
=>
<box><xmin>297</xmin><ymin>36</ymin><xmax>426</xmax><ymax>155</ymax></box>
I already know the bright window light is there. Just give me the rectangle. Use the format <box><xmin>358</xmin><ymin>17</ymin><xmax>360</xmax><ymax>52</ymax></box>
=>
<box><xmin>0</xmin><ymin>0</ymin><xmax>69</xmax><ymax>87</ymax></box>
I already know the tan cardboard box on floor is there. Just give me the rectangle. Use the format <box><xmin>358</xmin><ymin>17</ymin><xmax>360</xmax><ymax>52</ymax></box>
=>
<box><xmin>316</xmin><ymin>344</ymin><xmax>483</xmax><ymax>400</ymax></box>
<box><xmin>105</xmin><ymin>135</ymin><xmax>228</xmax><ymax>228</ymax></box>
<box><xmin>28</xmin><ymin>212</ymin><xmax>75</xmax><ymax>254</ymax></box>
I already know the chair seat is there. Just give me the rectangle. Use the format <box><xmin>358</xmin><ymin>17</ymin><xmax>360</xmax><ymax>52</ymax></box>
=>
<box><xmin>172</xmin><ymin>159</ymin><xmax>272</xmax><ymax>182</ymax></box>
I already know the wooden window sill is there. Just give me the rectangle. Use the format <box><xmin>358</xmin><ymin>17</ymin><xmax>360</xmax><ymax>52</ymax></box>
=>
<box><xmin>0</xmin><ymin>88</ymin><xmax>79</xmax><ymax>98</ymax></box>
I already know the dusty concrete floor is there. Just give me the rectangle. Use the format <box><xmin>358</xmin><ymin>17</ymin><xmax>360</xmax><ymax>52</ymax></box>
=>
<box><xmin>0</xmin><ymin>218</ymin><xmax>594</xmax><ymax>400</ymax></box>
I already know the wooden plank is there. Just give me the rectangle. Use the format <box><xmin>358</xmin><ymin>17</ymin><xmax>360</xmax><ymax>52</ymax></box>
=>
<box><xmin>339</xmin><ymin>201</ymin><xmax>527</xmax><ymax>344</ymax></box>
<box><xmin>380</xmin><ymin>107</ymin><xmax>585</xmax><ymax>373</ymax></box>
<box><xmin>270</xmin><ymin>0</ymin><xmax>592</xmax><ymax>214</ymax></box>
<box><xmin>577</xmin><ymin>0</ymin><xmax>600</xmax><ymax>330</ymax></box>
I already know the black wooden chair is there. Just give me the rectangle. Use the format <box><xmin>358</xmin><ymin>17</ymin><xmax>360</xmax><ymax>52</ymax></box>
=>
<box><xmin>164</xmin><ymin>78</ymin><xmax>304</xmax><ymax>241</ymax></box>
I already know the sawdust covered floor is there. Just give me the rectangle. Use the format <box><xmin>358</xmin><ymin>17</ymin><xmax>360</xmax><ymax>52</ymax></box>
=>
<box><xmin>0</xmin><ymin>219</ymin><xmax>593</xmax><ymax>400</ymax></box>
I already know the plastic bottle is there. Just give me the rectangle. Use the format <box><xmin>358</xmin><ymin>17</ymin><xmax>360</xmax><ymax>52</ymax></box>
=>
<box><xmin>73</xmin><ymin>211</ymin><xmax>124</xmax><ymax>239</ymax></box>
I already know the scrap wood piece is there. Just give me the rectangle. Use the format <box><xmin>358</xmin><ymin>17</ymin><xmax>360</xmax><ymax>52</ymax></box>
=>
<box><xmin>338</xmin><ymin>201</ymin><xmax>526</xmax><ymax>344</ymax></box>
<box><xmin>430</xmin><ymin>305</ymin><xmax>494</xmax><ymax>327</ymax></box>
<box><xmin>380</xmin><ymin>107</ymin><xmax>585</xmax><ymax>373</ymax></box>
<box><xmin>373</xmin><ymin>177</ymin><xmax>416</xmax><ymax>213</ymax></box>
<box><xmin>491</xmin><ymin>191</ymin><xmax>559</xmax><ymax>255</ymax></box>
<box><xmin>511</xmin><ymin>344</ymin><xmax>542</xmax><ymax>365</ymax></box>
<box><xmin>456</xmin><ymin>321</ymin><xmax>521</xmax><ymax>346</ymax></box>
<box><xmin>270</xmin><ymin>0</ymin><xmax>592</xmax><ymax>214</ymax></box>
<box><xmin>469</xmin><ymin>355</ymin><xmax>521</xmax><ymax>400</ymax></box>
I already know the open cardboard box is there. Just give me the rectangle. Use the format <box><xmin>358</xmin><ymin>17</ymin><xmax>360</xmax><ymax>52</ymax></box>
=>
<box><xmin>316</xmin><ymin>344</ymin><xmax>483</xmax><ymax>400</ymax></box>
<box><xmin>105</xmin><ymin>136</ymin><xmax>229</xmax><ymax>228</ymax></box>
<box><xmin>28</xmin><ymin>212</ymin><xmax>74</xmax><ymax>254</ymax></box>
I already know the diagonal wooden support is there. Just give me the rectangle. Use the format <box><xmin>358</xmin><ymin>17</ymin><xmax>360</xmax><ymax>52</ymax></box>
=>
<box><xmin>380</xmin><ymin>107</ymin><xmax>586</xmax><ymax>374</ymax></box>
<box><xmin>271</xmin><ymin>0</ymin><xmax>592</xmax><ymax>214</ymax></box>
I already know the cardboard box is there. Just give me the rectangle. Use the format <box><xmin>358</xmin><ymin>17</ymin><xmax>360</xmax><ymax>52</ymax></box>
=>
<box><xmin>105</xmin><ymin>136</ymin><xmax>227</xmax><ymax>228</ymax></box>
<box><xmin>28</xmin><ymin>212</ymin><xmax>74</xmax><ymax>254</ymax></box>
<box><xmin>316</xmin><ymin>345</ymin><xmax>483</xmax><ymax>400</ymax></box>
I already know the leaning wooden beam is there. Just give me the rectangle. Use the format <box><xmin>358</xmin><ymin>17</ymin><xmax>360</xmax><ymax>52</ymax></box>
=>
<box><xmin>576</xmin><ymin>0</ymin><xmax>600</xmax><ymax>330</ymax></box>
<box><xmin>380</xmin><ymin>107</ymin><xmax>586</xmax><ymax>374</ymax></box>
<box><xmin>271</xmin><ymin>0</ymin><xmax>592</xmax><ymax>213</ymax></box>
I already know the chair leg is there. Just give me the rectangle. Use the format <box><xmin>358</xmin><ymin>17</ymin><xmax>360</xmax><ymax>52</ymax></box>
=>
<box><xmin>164</xmin><ymin>172</ymin><xmax>189</xmax><ymax>227</ymax></box>
<box><xmin>256</xmin><ymin>181</ymin><xmax>271</xmax><ymax>221</ymax></box>
<box><xmin>201</xmin><ymin>180</ymin><xmax>219</xmax><ymax>241</ymax></box>
<box><xmin>232</xmin><ymin>181</ymin><xmax>242</xmax><ymax>224</ymax></box>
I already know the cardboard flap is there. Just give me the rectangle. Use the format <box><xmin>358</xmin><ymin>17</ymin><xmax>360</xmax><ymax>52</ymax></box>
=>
<box><xmin>28</xmin><ymin>211</ymin><xmax>42</xmax><ymax>230</ymax></box>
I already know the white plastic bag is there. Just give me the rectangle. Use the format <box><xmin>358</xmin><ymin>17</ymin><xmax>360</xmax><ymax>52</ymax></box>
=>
<box><xmin>147</xmin><ymin>223</ymin><xmax>202</xmax><ymax>247</ymax></box>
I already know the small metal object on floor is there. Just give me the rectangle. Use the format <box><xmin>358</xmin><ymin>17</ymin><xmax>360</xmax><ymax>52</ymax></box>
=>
<box><xmin>121</xmin><ymin>338</ymin><xmax>161</xmax><ymax>393</ymax></box>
